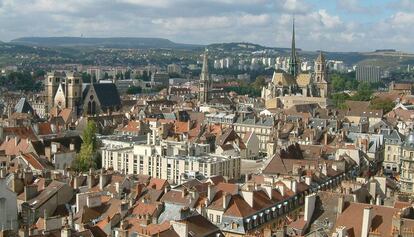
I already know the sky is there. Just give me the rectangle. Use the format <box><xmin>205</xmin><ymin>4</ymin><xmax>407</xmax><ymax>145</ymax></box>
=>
<box><xmin>0</xmin><ymin>0</ymin><xmax>413</xmax><ymax>52</ymax></box>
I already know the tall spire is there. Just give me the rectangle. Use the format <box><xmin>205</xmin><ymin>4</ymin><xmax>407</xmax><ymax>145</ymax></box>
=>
<box><xmin>289</xmin><ymin>17</ymin><xmax>299</xmax><ymax>77</ymax></box>
<box><xmin>201</xmin><ymin>49</ymin><xmax>209</xmax><ymax>81</ymax></box>
<box><xmin>199</xmin><ymin>49</ymin><xmax>210</xmax><ymax>104</ymax></box>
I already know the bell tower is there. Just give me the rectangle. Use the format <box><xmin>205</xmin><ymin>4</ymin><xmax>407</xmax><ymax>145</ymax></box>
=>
<box><xmin>314</xmin><ymin>51</ymin><xmax>329</xmax><ymax>98</ymax></box>
<box><xmin>66</xmin><ymin>72</ymin><xmax>82</xmax><ymax>111</ymax></box>
<box><xmin>45</xmin><ymin>71</ymin><xmax>63</xmax><ymax>112</ymax></box>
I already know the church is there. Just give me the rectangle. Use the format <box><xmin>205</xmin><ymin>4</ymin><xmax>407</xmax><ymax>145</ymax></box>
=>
<box><xmin>261</xmin><ymin>20</ymin><xmax>332</xmax><ymax>109</ymax></box>
<box><xmin>45</xmin><ymin>71</ymin><xmax>121</xmax><ymax>116</ymax></box>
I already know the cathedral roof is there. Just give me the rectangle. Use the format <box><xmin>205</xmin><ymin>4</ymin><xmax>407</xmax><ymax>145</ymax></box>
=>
<box><xmin>296</xmin><ymin>73</ymin><xmax>312</xmax><ymax>87</ymax></box>
<box><xmin>272</xmin><ymin>71</ymin><xmax>296</xmax><ymax>86</ymax></box>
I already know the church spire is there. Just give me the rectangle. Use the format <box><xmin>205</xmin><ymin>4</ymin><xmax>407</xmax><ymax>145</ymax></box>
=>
<box><xmin>201</xmin><ymin>49</ymin><xmax>209</xmax><ymax>81</ymax></box>
<box><xmin>289</xmin><ymin>17</ymin><xmax>299</xmax><ymax>77</ymax></box>
<box><xmin>199</xmin><ymin>49</ymin><xmax>210</xmax><ymax>104</ymax></box>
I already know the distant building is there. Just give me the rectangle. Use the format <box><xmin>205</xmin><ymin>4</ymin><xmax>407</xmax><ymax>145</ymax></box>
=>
<box><xmin>167</xmin><ymin>64</ymin><xmax>182</xmax><ymax>75</ymax></box>
<box><xmin>356</xmin><ymin>65</ymin><xmax>381</xmax><ymax>83</ymax></box>
<box><xmin>389</xmin><ymin>81</ymin><xmax>413</xmax><ymax>95</ymax></box>
<box><xmin>151</xmin><ymin>72</ymin><xmax>169</xmax><ymax>87</ymax></box>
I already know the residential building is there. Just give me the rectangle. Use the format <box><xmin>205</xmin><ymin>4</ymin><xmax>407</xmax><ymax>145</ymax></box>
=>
<box><xmin>356</xmin><ymin>65</ymin><xmax>381</xmax><ymax>83</ymax></box>
<box><xmin>399</xmin><ymin>133</ymin><xmax>414</xmax><ymax>193</ymax></box>
<box><xmin>0</xmin><ymin>169</ymin><xmax>18</xmax><ymax>231</ymax></box>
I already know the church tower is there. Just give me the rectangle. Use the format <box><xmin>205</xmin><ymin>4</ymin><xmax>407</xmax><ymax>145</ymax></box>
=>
<box><xmin>199</xmin><ymin>49</ymin><xmax>211</xmax><ymax>104</ymax></box>
<box><xmin>66</xmin><ymin>72</ymin><xmax>82</xmax><ymax>111</ymax></box>
<box><xmin>45</xmin><ymin>71</ymin><xmax>64</xmax><ymax>111</ymax></box>
<box><xmin>289</xmin><ymin>18</ymin><xmax>299</xmax><ymax>78</ymax></box>
<box><xmin>314</xmin><ymin>51</ymin><xmax>330</xmax><ymax>98</ymax></box>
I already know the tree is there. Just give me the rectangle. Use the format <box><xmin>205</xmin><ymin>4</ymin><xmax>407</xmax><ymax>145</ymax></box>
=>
<box><xmin>168</xmin><ymin>72</ymin><xmax>181</xmax><ymax>78</ymax></box>
<box><xmin>251</xmin><ymin>76</ymin><xmax>266</xmax><ymax>91</ymax></box>
<box><xmin>127</xmin><ymin>86</ymin><xmax>142</xmax><ymax>95</ymax></box>
<box><xmin>125</xmin><ymin>70</ymin><xmax>131</xmax><ymax>79</ymax></box>
<box><xmin>331</xmin><ymin>93</ymin><xmax>351</xmax><ymax>109</ymax></box>
<box><xmin>74</xmin><ymin>121</ymin><xmax>98</xmax><ymax>172</ymax></box>
<box><xmin>352</xmin><ymin>82</ymin><xmax>373</xmax><ymax>101</ymax></box>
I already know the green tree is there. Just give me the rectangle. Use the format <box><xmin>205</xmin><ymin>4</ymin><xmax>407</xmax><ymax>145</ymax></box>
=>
<box><xmin>127</xmin><ymin>86</ymin><xmax>142</xmax><ymax>95</ymax></box>
<box><xmin>331</xmin><ymin>92</ymin><xmax>351</xmax><ymax>109</ymax></box>
<box><xmin>125</xmin><ymin>70</ymin><xmax>131</xmax><ymax>79</ymax></box>
<box><xmin>251</xmin><ymin>76</ymin><xmax>266</xmax><ymax>91</ymax></box>
<box><xmin>352</xmin><ymin>82</ymin><xmax>373</xmax><ymax>101</ymax></box>
<box><xmin>168</xmin><ymin>72</ymin><xmax>181</xmax><ymax>78</ymax></box>
<box><xmin>74</xmin><ymin>121</ymin><xmax>98</xmax><ymax>172</ymax></box>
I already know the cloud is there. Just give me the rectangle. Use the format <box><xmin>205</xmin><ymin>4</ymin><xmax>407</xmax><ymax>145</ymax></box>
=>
<box><xmin>0</xmin><ymin>0</ymin><xmax>413</xmax><ymax>52</ymax></box>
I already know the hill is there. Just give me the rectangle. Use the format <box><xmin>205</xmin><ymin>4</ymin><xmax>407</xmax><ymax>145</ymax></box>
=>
<box><xmin>11</xmin><ymin>37</ymin><xmax>202</xmax><ymax>49</ymax></box>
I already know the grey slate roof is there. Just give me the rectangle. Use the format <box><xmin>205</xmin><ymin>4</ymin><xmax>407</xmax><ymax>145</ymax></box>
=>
<box><xmin>83</xmin><ymin>83</ymin><xmax>121</xmax><ymax>107</ymax></box>
<box><xmin>15</xmin><ymin>98</ymin><xmax>34</xmax><ymax>114</ymax></box>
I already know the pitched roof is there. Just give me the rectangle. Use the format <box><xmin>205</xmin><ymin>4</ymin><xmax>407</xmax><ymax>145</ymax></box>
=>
<box><xmin>334</xmin><ymin>202</ymin><xmax>399</xmax><ymax>237</ymax></box>
<box><xmin>15</xmin><ymin>98</ymin><xmax>34</xmax><ymax>114</ymax></box>
<box><xmin>224</xmin><ymin>194</ymin><xmax>255</xmax><ymax>217</ymax></box>
<box><xmin>83</xmin><ymin>83</ymin><xmax>121</xmax><ymax>107</ymax></box>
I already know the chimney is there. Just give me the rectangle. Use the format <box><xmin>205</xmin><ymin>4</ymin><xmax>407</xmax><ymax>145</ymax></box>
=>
<box><xmin>164</xmin><ymin>185</ymin><xmax>170</xmax><ymax>194</ymax></box>
<box><xmin>324</xmin><ymin>132</ymin><xmax>328</xmax><ymax>145</ymax></box>
<box><xmin>86</xmin><ymin>195</ymin><xmax>102</xmax><ymax>208</ymax></box>
<box><xmin>305</xmin><ymin>176</ymin><xmax>312</xmax><ymax>186</ymax></box>
<box><xmin>361</xmin><ymin>207</ymin><xmax>373</xmax><ymax>237</ymax></box>
<box><xmin>0</xmin><ymin>168</ymin><xmax>6</xmax><ymax>178</ymax></box>
<box><xmin>263</xmin><ymin>185</ymin><xmax>273</xmax><ymax>200</ymax></box>
<box><xmin>335</xmin><ymin>226</ymin><xmax>347</xmax><ymax>237</ymax></box>
<box><xmin>222</xmin><ymin>192</ymin><xmax>231</xmax><ymax>209</ymax></box>
<box><xmin>207</xmin><ymin>184</ymin><xmax>216</xmax><ymax>203</ymax></box>
<box><xmin>115</xmin><ymin>182</ymin><xmax>121</xmax><ymax>194</ymax></box>
<box><xmin>276</xmin><ymin>183</ymin><xmax>285</xmax><ymax>196</ymax></box>
<box><xmin>61</xmin><ymin>224</ymin><xmax>71</xmax><ymax>237</ymax></box>
<box><xmin>182</xmin><ymin>188</ymin><xmax>188</xmax><ymax>198</ymax></box>
<box><xmin>14</xmin><ymin>137</ymin><xmax>19</xmax><ymax>147</ymax></box>
<box><xmin>337</xmin><ymin>196</ymin><xmax>344</xmax><ymax>215</ymax></box>
<box><xmin>291</xmin><ymin>180</ymin><xmax>297</xmax><ymax>193</ymax></box>
<box><xmin>369</xmin><ymin>182</ymin><xmax>377</xmax><ymax>202</ymax></box>
<box><xmin>73</xmin><ymin>176</ymin><xmax>81</xmax><ymax>189</ymax></box>
<box><xmin>171</xmin><ymin>220</ymin><xmax>188</xmax><ymax>237</ymax></box>
<box><xmin>241</xmin><ymin>190</ymin><xmax>254</xmax><ymax>207</ymax></box>
<box><xmin>24</xmin><ymin>185</ymin><xmax>38</xmax><ymax>201</ymax></box>
<box><xmin>304</xmin><ymin>193</ymin><xmax>316</xmax><ymax>222</ymax></box>
<box><xmin>99</xmin><ymin>172</ymin><xmax>109</xmax><ymax>190</ymax></box>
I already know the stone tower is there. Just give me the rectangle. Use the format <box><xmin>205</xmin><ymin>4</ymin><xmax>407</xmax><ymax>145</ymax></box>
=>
<box><xmin>45</xmin><ymin>71</ymin><xmax>64</xmax><ymax>111</ymax></box>
<box><xmin>314</xmin><ymin>51</ymin><xmax>329</xmax><ymax>98</ymax></box>
<box><xmin>66</xmin><ymin>72</ymin><xmax>82</xmax><ymax>110</ymax></box>
<box><xmin>199</xmin><ymin>49</ymin><xmax>211</xmax><ymax>104</ymax></box>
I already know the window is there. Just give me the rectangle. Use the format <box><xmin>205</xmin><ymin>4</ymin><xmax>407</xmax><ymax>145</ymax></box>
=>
<box><xmin>216</xmin><ymin>215</ymin><xmax>221</xmax><ymax>223</ymax></box>
<box><xmin>209</xmin><ymin>214</ymin><xmax>213</xmax><ymax>221</ymax></box>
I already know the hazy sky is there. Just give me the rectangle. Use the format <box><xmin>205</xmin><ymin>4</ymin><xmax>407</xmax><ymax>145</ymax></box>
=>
<box><xmin>0</xmin><ymin>0</ymin><xmax>413</xmax><ymax>52</ymax></box>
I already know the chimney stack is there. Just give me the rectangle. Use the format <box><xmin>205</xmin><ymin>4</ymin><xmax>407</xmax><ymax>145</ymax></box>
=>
<box><xmin>337</xmin><ymin>196</ymin><xmax>344</xmax><ymax>215</ymax></box>
<box><xmin>361</xmin><ymin>207</ymin><xmax>373</xmax><ymax>237</ymax></box>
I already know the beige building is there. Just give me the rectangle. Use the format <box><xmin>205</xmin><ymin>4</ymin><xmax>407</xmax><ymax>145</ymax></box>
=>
<box><xmin>100</xmin><ymin>135</ymin><xmax>241</xmax><ymax>184</ymax></box>
<box><xmin>261</xmin><ymin>21</ymin><xmax>331</xmax><ymax>109</ymax></box>
<box><xmin>399</xmin><ymin>133</ymin><xmax>414</xmax><ymax>193</ymax></box>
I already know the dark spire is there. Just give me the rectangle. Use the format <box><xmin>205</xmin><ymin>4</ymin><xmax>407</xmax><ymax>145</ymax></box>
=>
<box><xmin>289</xmin><ymin>17</ymin><xmax>299</xmax><ymax>77</ymax></box>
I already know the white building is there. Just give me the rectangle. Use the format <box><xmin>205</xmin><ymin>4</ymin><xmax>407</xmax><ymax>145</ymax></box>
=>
<box><xmin>0</xmin><ymin>170</ymin><xmax>18</xmax><ymax>231</ymax></box>
<box><xmin>100</xmin><ymin>132</ymin><xmax>241</xmax><ymax>184</ymax></box>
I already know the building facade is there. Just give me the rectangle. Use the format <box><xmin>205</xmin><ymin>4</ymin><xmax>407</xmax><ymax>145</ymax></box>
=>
<box><xmin>356</xmin><ymin>65</ymin><xmax>381</xmax><ymax>83</ymax></box>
